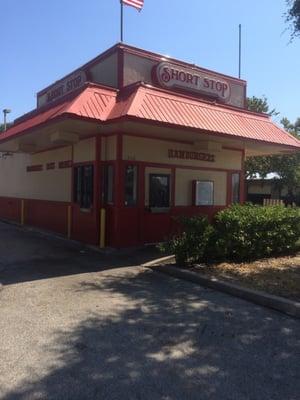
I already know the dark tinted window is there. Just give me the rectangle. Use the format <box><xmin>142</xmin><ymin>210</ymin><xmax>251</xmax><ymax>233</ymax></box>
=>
<box><xmin>149</xmin><ymin>174</ymin><xmax>170</xmax><ymax>208</ymax></box>
<box><xmin>232</xmin><ymin>173</ymin><xmax>240</xmax><ymax>203</ymax></box>
<box><xmin>125</xmin><ymin>165</ymin><xmax>138</xmax><ymax>206</ymax></box>
<box><xmin>74</xmin><ymin>165</ymin><xmax>94</xmax><ymax>209</ymax></box>
<box><xmin>103</xmin><ymin>165</ymin><xmax>114</xmax><ymax>204</ymax></box>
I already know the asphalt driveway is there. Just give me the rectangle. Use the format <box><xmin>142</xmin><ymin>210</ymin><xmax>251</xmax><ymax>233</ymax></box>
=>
<box><xmin>0</xmin><ymin>221</ymin><xmax>299</xmax><ymax>400</ymax></box>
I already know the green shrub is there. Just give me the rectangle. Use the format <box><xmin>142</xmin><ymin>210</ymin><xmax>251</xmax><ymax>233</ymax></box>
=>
<box><xmin>160</xmin><ymin>215</ymin><xmax>213</xmax><ymax>266</ymax></box>
<box><xmin>160</xmin><ymin>206</ymin><xmax>300</xmax><ymax>265</ymax></box>
<box><xmin>212</xmin><ymin>204</ymin><xmax>300</xmax><ymax>261</ymax></box>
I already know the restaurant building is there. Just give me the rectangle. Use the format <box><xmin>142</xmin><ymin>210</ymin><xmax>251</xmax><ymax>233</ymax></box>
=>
<box><xmin>0</xmin><ymin>43</ymin><xmax>299</xmax><ymax>247</ymax></box>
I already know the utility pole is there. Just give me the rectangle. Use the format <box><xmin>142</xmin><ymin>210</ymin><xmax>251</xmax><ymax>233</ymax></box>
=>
<box><xmin>2</xmin><ymin>109</ymin><xmax>11</xmax><ymax>131</ymax></box>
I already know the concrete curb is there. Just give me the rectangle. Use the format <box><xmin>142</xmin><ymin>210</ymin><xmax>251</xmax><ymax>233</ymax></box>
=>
<box><xmin>151</xmin><ymin>265</ymin><xmax>300</xmax><ymax>319</ymax></box>
<box><xmin>142</xmin><ymin>255</ymin><xmax>175</xmax><ymax>267</ymax></box>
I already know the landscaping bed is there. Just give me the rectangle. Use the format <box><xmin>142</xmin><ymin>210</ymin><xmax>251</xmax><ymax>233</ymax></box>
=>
<box><xmin>159</xmin><ymin>205</ymin><xmax>300</xmax><ymax>302</ymax></box>
<box><xmin>189</xmin><ymin>254</ymin><xmax>300</xmax><ymax>301</ymax></box>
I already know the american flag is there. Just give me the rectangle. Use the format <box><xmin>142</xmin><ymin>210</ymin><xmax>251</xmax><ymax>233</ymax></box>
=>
<box><xmin>122</xmin><ymin>0</ymin><xmax>144</xmax><ymax>11</ymax></box>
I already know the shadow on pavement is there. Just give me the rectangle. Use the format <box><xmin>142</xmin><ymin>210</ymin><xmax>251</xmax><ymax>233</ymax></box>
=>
<box><xmin>0</xmin><ymin>221</ymin><xmax>161</xmax><ymax>286</ymax></box>
<box><xmin>2</xmin><ymin>268</ymin><xmax>299</xmax><ymax>400</ymax></box>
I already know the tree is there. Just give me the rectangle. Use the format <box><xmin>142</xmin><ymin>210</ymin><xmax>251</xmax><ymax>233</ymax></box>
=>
<box><xmin>245</xmin><ymin>95</ymin><xmax>279</xmax><ymax>179</ymax></box>
<box><xmin>0</xmin><ymin>123</ymin><xmax>12</xmax><ymax>133</ymax></box>
<box><xmin>246</xmin><ymin>95</ymin><xmax>278</xmax><ymax>117</ymax></box>
<box><xmin>286</xmin><ymin>0</ymin><xmax>300</xmax><ymax>39</ymax></box>
<box><xmin>245</xmin><ymin>96</ymin><xmax>300</xmax><ymax>203</ymax></box>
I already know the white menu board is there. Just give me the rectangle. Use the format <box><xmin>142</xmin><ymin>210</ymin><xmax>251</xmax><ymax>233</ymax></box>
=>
<box><xmin>195</xmin><ymin>181</ymin><xmax>214</xmax><ymax>206</ymax></box>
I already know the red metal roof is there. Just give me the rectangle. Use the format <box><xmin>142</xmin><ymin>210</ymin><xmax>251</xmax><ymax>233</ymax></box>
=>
<box><xmin>109</xmin><ymin>85</ymin><xmax>300</xmax><ymax>149</ymax></box>
<box><xmin>0</xmin><ymin>84</ymin><xmax>117</xmax><ymax>142</ymax></box>
<box><xmin>1</xmin><ymin>82</ymin><xmax>299</xmax><ymax>151</ymax></box>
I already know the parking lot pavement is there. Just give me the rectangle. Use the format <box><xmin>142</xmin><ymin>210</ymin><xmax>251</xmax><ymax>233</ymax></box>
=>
<box><xmin>0</xmin><ymin>221</ymin><xmax>299</xmax><ymax>400</ymax></box>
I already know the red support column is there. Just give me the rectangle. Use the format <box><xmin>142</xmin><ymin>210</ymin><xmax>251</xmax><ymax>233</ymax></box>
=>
<box><xmin>113</xmin><ymin>133</ymin><xmax>123</xmax><ymax>247</ymax></box>
<box><xmin>138</xmin><ymin>163</ymin><xmax>145</xmax><ymax>245</ymax></box>
<box><xmin>226</xmin><ymin>172</ymin><xmax>232</xmax><ymax>206</ymax></box>
<box><xmin>95</xmin><ymin>135</ymin><xmax>102</xmax><ymax>244</ymax></box>
<box><xmin>240</xmin><ymin>149</ymin><xmax>246</xmax><ymax>204</ymax></box>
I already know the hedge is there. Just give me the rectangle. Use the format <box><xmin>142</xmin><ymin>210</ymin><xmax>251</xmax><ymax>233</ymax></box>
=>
<box><xmin>161</xmin><ymin>204</ymin><xmax>300</xmax><ymax>265</ymax></box>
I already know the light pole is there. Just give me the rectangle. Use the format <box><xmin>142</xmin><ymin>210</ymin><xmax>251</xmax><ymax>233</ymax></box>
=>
<box><xmin>3</xmin><ymin>109</ymin><xmax>11</xmax><ymax>132</ymax></box>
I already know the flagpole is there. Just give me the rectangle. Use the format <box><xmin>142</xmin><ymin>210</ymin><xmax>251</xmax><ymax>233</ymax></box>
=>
<box><xmin>120</xmin><ymin>1</ymin><xmax>124</xmax><ymax>42</ymax></box>
<box><xmin>238</xmin><ymin>24</ymin><xmax>242</xmax><ymax>79</ymax></box>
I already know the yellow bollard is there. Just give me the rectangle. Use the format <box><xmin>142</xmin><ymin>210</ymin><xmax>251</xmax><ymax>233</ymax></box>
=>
<box><xmin>21</xmin><ymin>199</ymin><xmax>25</xmax><ymax>225</ymax></box>
<box><xmin>99</xmin><ymin>208</ymin><xmax>106</xmax><ymax>248</ymax></box>
<box><xmin>67</xmin><ymin>205</ymin><xmax>72</xmax><ymax>239</ymax></box>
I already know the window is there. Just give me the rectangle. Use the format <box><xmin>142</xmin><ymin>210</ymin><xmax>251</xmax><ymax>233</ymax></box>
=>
<box><xmin>149</xmin><ymin>174</ymin><xmax>170</xmax><ymax>208</ymax></box>
<box><xmin>232</xmin><ymin>173</ymin><xmax>240</xmax><ymax>203</ymax></box>
<box><xmin>74</xmin><ymin>165</ymin><xmax>94</xmax><ymax>209</ymax></box>
<box><xmin>194</xmin><ymin>181</ymin><xmax>214</xmax><ymax>206</ymax></box>
<box><xmin>103</xmin><ymin>165</ymin><xmax>114</xmax><ymax>204</ymax></box>
<box><xmin>125</xmin><ymin>165</ymin><xmax>138</xmax><ymax>206</ymax></box>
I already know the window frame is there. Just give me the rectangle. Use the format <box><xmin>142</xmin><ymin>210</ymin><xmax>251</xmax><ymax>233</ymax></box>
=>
<box><xmin>124</xmin><ymin>164</ymin><xmax>138</xmax><ymax>207</ymax></box>
<box><xmin>149</xmin><ymin>173</ymin><xmax>171</xmax><ymax>209</ymax></box>
<box><xmin>73</xmin><ymin>164</ymin><xmax>94</xmax><ymax>210</ymax></box>
<box><xmin>231</xmin><ymin>172</ymin><xmax>240</xmax><ymax>204</ymax></box>
<box><xmin>194</xmin><ymin>180</ymin><xmax>214</xmax><ymax>206</ymax></box>
<box><xmin>102</xmin><ymin>163</ymin><xmax>115</xmax><ymax>205</ymax></box>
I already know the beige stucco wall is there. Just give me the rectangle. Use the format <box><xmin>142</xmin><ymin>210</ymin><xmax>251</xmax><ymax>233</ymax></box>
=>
<box><xmin>145</xmin><ymin>167</ymin><xmax>172</xmax><ymax>206</ymax></box>
<box><xmin>175</xmin><ymin>169</ymin><xmax>227</xmax><ymax>206</ymax></box>
<box><xmin>0</xmin><ymin>147</ymin><xmax>72</xmax><ymax>202</ymax></box>
<box><xmin>73</xmin><ymin>137</ymin><xmax>96</xmax><ymax>163</ymax></box>
<box><xmin>101</xmin><ymin>135</ymin><xmax>117</xmax><ymax>161</ymax></box>
<box><xmin>123</xmin><ymin>135</ymin><xmax>242</xmax><ymax>170</ymax></box>
<box><xmin>0</xmin><ymin>152</ymin><xmax>31</xmax><ymax>199</ymax></box>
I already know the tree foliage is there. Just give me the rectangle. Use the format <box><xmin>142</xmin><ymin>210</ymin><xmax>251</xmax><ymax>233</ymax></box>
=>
<box><xmin>245</xmin><ymin>96</ymin><xmax>300</xmax><ymax>200</ymax></box>
<box><xmin>286</xmin><ymin>0</ymin><xmax>300</xmax><ymax>39</ymax></box>
<box><xmin>0</xmin><ymin>123</ymin><xmax>12</xmax><ymax>133</ymax></box>
<box><xmin>246</xmin><ymin>95</ymin><xmax>278</xmax><ymax>117</ymax></box>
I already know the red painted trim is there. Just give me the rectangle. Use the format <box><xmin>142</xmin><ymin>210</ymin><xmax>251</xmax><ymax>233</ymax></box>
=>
<box><xmin>72</xmin><ymin>160</ymin><xmax>95</xmax><ymax>167</ymax></box>
<box><xmin>0</xmin><ymin>196</ymin><xmax>22</xmax><ymax>222</ymax></box>
<box><xmin>58</xmin><ymin>160</ymin><xmax>72</xmax><ymax>169</ymax></box>
<box><xmin>71</xmin><ymin>145</ymin><xmax>75</xmax><ymax>203</ymax></box>
<box><xmin>115</xmin><ymin>134</ymin><xmax>123</xmax><ymax>208</ymax></box>
<box><xmin>26</xmin><ymin>164</ymin><xmax>43</xmax><ymax>172</ymax></box>
<box><xmin>95</xmin><ymin>135</ymin><xmax>101</xmax><ymax>244</ymax></box>
<box><xmin>109</xmin><ymin>134</ymin><xmax>123</xmax><ymax>247</ymax></box>
<box><xmin>240</xmin><ymin>150</ymin><xmax>246</xmax><ymax>203</ymax></box>
<box><xmin>226</xmin><ymin>172</ymin><xmax>232</xmax><ymax>206</ymax></box>
<box><xmin>21</xmin><ymin>198</ymin><xmax>70</xmax><ymax>235</ymax></box>
<box><xmin>171</xmin><ymin>167</ymin><xmax>176</xmax><ymax>207</ymax></box>
<box><xmin>46</xmin><ymin>162</ymin><xmax>55</xmax><ymax>170</ymax></box>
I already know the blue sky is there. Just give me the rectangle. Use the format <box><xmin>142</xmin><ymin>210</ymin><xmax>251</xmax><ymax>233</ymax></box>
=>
<box><xmin>1</xmin><ymin>0</ymin><xmax>299</xmax><ymax>126</ymax></box>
